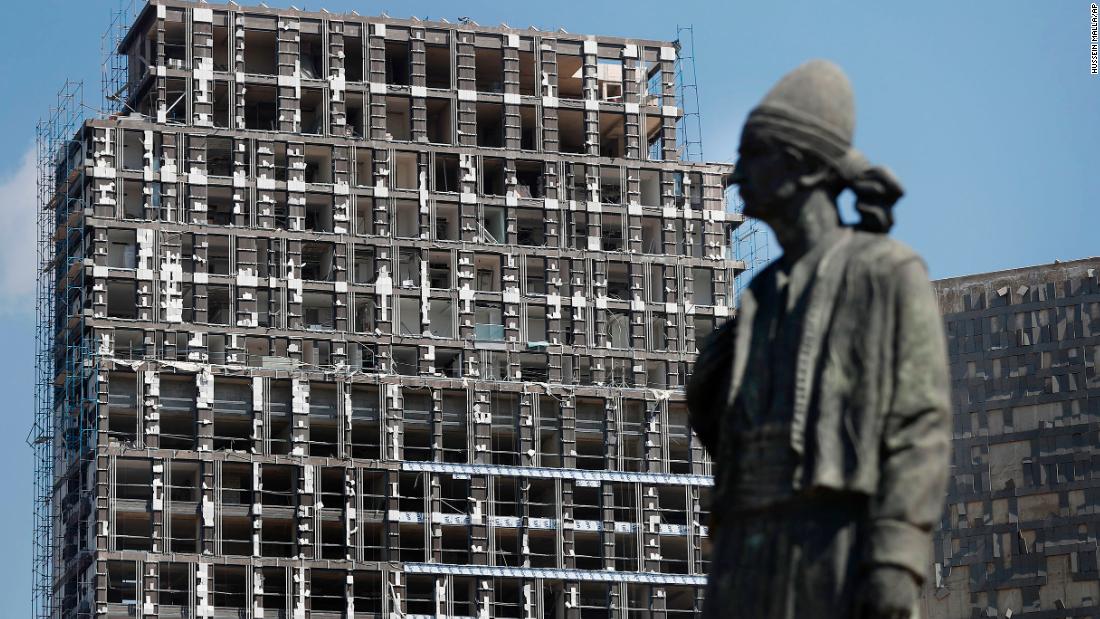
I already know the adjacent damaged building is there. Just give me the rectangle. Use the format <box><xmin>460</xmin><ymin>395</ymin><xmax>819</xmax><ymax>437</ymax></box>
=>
<box><xmin>33</xmin><ymin>1</ymin><xmax>741</xmax><ymax>617</ymax></box>
<box><xmin>924</xmin><ymin>258</ymin><xmax>1100</xmax><ymax>618</ymax></box>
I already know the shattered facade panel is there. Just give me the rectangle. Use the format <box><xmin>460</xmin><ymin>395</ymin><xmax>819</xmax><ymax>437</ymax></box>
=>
<box><xmin>923</xmin><ymin>258</ymin><xmax>1100</xmax><ymax>619</ymax></box>
<box><xmin>46</xmin><ymin>1</ymin><xmax>741</xmax><ymax>617</ymax></box>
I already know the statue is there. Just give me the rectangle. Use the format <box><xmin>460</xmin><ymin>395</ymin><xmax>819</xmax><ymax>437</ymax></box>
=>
<box><xmin>687</xmin><ymin>60</ymin><xmax>951</xmax><ymax>618</ymax></box>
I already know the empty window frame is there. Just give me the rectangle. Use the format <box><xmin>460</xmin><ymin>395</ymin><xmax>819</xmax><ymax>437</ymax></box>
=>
<box><xmin>646</xmin><ymin>113</ymin><xmax>663</xmax><ymax>161</ymax></box>
<box><xmin>355</xmin><ymin>147</ymin><xmax>374</xmax><ymax>187</ymax></box>
<box><xmin>525</xmin><ymin>256</ymin><xmax>546</xmax><ymax>295</ymax></box>
<box><xmin>106</xmin><ymin>280</ymin><xmax>138</xmax><ymax>319</ymax></box>
<box><xmin>475</xmin><ymin>45</ymin><xmax>504</xmax><ymax>93</ymax></box>
<box><xmin>557</xmin><ymin>52</ymin><xmax>584</xmax><ymax>99</ymax></box>
<box><xmin>243</xmin><ymin>28</ymin><xmax>278</xmax><ymax>74</ymax></box>
<box><xmin>106</xmin><ymin>561</ymin><xmax>138</xmax><ymax>604</ymax></box>
<box><xmin>476</xmin><ymin>102</ymin><xmax>504</xmax><ymax>148</ymax></box>
<box><xmin>165</xmin><ymin>77</ymin><xmax>188</xmax><ymax>123</ymax></box>
<box><xmin>243</xmin><ymin>84</ymin><xmax>277</xmax><ymax>130</ymax></box>
<box><xmin>599</xmin><ymin>112</ymin><xmax>626</xmax><ymax>158</ymax></box>
<box><xmin>515</xmin><ymin>160</ymin><xmax>544</xmax><ymax>198</ymax></box>
<box><xmin>160</xmin><ymin>377</ymin><xmax>197</xmax><ymax>449</ymax></box>
<box><xmin>434</xmin><ymin>153</ymin><xmax>460</xmax><ymax>193</ymax></box>
<box><xmin>394</xmin><ymin>151</ymin><xmax>420</xmax><ymax>189</ymax></box>
<box><xmin>353</xmin><ymin>246</ymin><xmax>376</xmax><ymax>284</ymax></box>
<box><xmin>600</xmin><ymin>166</ymin><xmax>623</xmax><ymax>204</ymax></box>
<box><xmin>425</xmin><ymin>42</ymin><xmax>451</xmax><ymax>89</ymax></box>
<box><xmin>516</xmin><ymin>209</ymin><xmax>546</xmax><ymax>246</ymax></box>
<box><xmin>519</xmin><ymin>352</ymin><xmax>548</xmax><ymax>380</ymax></box>
<box><xmin>386</xmin><ymin>96</ymin><xmax>412</xmax><ymax>140</ymax></box>
<box><xmin>403</xmin><ymin>392</ymin><xmax>433</xmax><ymax>461</ymax></box>
<box><xmin>305</xmin><ymin>194</ymin><xmax>334</xmax><ymax>232</ymax></box>
<box><xmin>310</xmin><ymin>384</ymin><xmax>339</xmax><ymax>457</ymax></box>
<box><xmin>303</xmin><ymin>292</ymin><xmax>335</xmax><ymax>329</ymax></box>
<box><xmin>346</xmin><ymin>91</ymin><xmax>366</xmax><ymax>137</ymax></box>
<box><xmin>640</xmin><ymin>169</ymin><xmax>661</xmax><ymax>206</ymax></box>
<box><xmin>212</xmin><ymin>380</ymin><xmax>252</xmax><ymax>451</ymax></box>
<box><xmin>207</xmin><ymin>234</ymin><xmax>231</xmax><ymax>274</ymax></box>
<box><xmin>667</xmin><ymin>403</ymin><xmax>693</xmax><ymax>474</ymax></box>
<box><xmin>158</xmin><ymin>562</ymin><xmax>190</xmax><ymax>608</ymax></box>
<box><xmin>350</xmin><ymin>386</ymin><xmax>382</xmax><ymax>458</ymax></box>
<box><xmin>435</xmin><ymin>202</ymin><xmax>460</xmax><ymax>240</ymax></box>
<box><xmin>426</xmin><ymin>98</ymin><xmax>453</xmax><ymax>144</ymax></box>
<box><xmin>304</xmin><ymin>144</ymin><xmax>333</xmax><ymax>184</ymax></box>
<box><xmin>693</xmin><ymin>268</ymin><xmax>714</xmax><ymax>305</ymax></box>
<box><xmin>597</xmin><ymin>55</ymin><xmax>625</xmax><ymax>101</ymax></box>
<box><xmin>207</xmin><ymin>284</ymin><xmax>232</xmax><ymax>325</ymax></box>
<box><xmin>121</xmin><ymin>179</ymin><xmax>144</xmax><ymax>219</ymax></box>
<box><xmin>398</xmin><ymin>296</ymin><xmax>421</xmax><ymax>336</ymax></box>
<box><xmin>121</xmin><ymin>130</ymin><xmax>144</xmax><ymax>170</ymax></box>
<box><xmin>536</xmin><ymin>397</ymin><xmax>561</xmax><ymax>467</ymax></box>
<box><xmin>606</xmin><ymin>261</ymin><xmax>631</xmax><ymax>300</ymax></box>
<box><xmin>575</xmin><ymin>398</ymin><xmax>607</xmax><ymax>470</ymax></box>
<box><xmin>602</xmin><ymin>213</ymin><xmax>625</xmax><ymax>251</ymax></box>
<box><xmin>385</xmin><ymin>39</ymin><xmax>411</xmax><ymax>85</ymax></box>
<box><xmin>558</xmin><ymin>108</ymin><xmax>585</xmax><ymax>154</ymax></box>
<box><xmin>518</xmin><ymin>46</ymin><xmax>537</xmax><ymax>96</ymax></box>
<box><xmin>482</xmin><ymin>157</ymin><xmax>506</xmax><ymax>195</ymax></box>
<box><xmin>346</xmin><ymin>35</ymin><xmax>364</xmax><ymax>82</ymax></box>
<box><xmin>107</xmin><ymin>373</ymin><xmax>139</xmax><ymax>443</ymax></box>
<box><xmin>116</xmin><ymin>512</ymin><xmax>153</xmax><ymax>552</ymax></box>
<box><xmin>107</xmin><ymin>229</ymin><xmax>137</xmax><ymax>269</ymax></box>
<box><xmin>429</xmin><ymin>299</ymin><xmax>455</xmax><ymax>338</ymax></box>
<box><xmin>392</xmin><ymin>345</ymin><xmax>419</xmax><ymax>376</ymax></box>
<box><xmin>211</xmin><ymin>566</ymin><xmax>247</xmax><ymax>609</ymax></box>
<box><xmin>300</xmin><ymin>27</ymin><xmax>325</xmax><ymax>78</ymax></box>
<box><xmin>475</xmin><ymin>301</ymin><xmax>504</xmax><ymax>342</ymax></box>
<box><xmin>207</xmin><ymin>186</ymin><xmax>234</xmax><ymax>226</ymax></box>
<box><xmin>490</xmin><ymin>393</ymin><xmax>519</xmax><ymax>465</ymax></box>
<box><xmin>301</xmin><ymin>241</ymin><xmax>335</xmax><ymax>282</ymax></box>
<box><xmin>300</xmin><ymin>87</ymin><xmax>325</xmax><ymax>134</ymax></box>
<box><xmin>474</xmin><ymin>254</ymin><xmax>502</xmax><ymax>292</ymax></box>
<box><xmin>395</xmin><ymin>199</ymin><xmax>420</xmax><ymax>239</ymax></box>
<box><xmin>311</xmin><ymin>570</ymin><xmax>346</xmax><ymax>611</ymax></box>
<box><xmin>212</xmin><ymin>80</ymin><xmax>232</xmax><ymax>128</ymax></box>
<box><xmin>519</xmin><ymin>105</ymin><xmax>538</xmax><ymax>150</ymax></box>
<box><xmin>436</xmin><ymin>348</ymin><xmax>462</xmax><ymax>378</ymax></box>
<box><xmin>440</xmin><ymin>392</ymin><xmax>467</xmax><ymax>462</ymax></box>
<box><xmin>620</xmin><ymin>401</ymin><xmax>646</xmax><ymax>472</ymax></box>
<box><xmin>163</xmin><ymin>14</ymin><xmax>187</xmax><ymax>66</ymax></box>
<box><xmin>398</xmin><ymin>248</ymin><xmax>421</xmax><ymax>286</ymax></box>
<box><xmin>481</xmin><ymin>206</ymin><xmax>505</xmax><ymax>244</ymax></box>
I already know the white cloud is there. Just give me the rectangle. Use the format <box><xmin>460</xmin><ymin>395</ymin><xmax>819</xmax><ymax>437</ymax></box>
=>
<box><xmin>0</xmin><ymin>145</ymin><xmax>38</xmax><ymax>316</ymax></box>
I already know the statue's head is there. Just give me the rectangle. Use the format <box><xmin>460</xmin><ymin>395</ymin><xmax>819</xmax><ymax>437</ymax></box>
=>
<box><xmin>730</xmin><ymin>60</ymin><xmax>903</xmax><ymax>233</ymax></box>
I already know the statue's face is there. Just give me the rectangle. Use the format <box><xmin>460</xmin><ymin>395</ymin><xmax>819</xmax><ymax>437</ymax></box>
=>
<box><xmin>734</xmin><ymin>130</ymin><xmax>801</xmax><ymax>225</ymax></box>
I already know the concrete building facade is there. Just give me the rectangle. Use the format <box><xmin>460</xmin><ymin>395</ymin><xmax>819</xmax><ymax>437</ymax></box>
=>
<box><xmin>36</xmin><ymin>1</ymin><xmax>740</xmax><ymax>618</ymax></box>
<box><xmin>924</xmin><ymin>258</ymin><xmax>1100</xmax><ymax>618</ymax></box>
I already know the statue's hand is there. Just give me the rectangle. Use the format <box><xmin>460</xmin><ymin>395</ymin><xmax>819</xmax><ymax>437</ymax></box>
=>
<box><xmin>853</xmin><ymin>565</ymin><xmax>919</xmax><ymax>619</ymax></box>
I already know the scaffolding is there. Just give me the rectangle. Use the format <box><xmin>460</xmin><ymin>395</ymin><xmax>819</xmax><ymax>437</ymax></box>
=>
<box><xmin>32</xmin><ymin>79</ymin><xmax>86</xmax><ymax>619</ymax></box>
<box><xmin>101</xmin><ymin>0</ymin><xmax>140</xmax><ymax>114</ymax></box>
<box><xmin>727</xmin><ymin>186</ymin><xmax>770</xmax><ymax>294</ymax></box>
<box><xmin>673</xmin><ymin>25</ymin><xmax>704</xmax><ymax>163</ymax></box>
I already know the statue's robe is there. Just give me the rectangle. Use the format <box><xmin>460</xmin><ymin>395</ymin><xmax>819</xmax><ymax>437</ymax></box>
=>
<box><xmin>687</xmin><ymin>227</ymin><xmax>951</xmax><ymax>618</ymax></box>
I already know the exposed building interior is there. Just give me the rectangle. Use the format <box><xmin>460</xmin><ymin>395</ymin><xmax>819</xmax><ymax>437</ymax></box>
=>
<box><xmin>924</xmin><ymin>258</ymin><xmax>1100</xmax><ymax>619</ymax></box>
<box><xmin>33</xmin><ymin>1</ymin><xmax>743</xmax><ymax>618</ymax></box>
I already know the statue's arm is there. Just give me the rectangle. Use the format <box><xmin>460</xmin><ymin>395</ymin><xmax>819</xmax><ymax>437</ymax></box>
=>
<box><xmin>686</xmin><ymin>319</ymin><xmax>736</xmax><ymax>456</ymax></box>
<box><xmin>866</xmin><ymin>257</ymin><xmax>952</xmax><ymax>583</ymax></box>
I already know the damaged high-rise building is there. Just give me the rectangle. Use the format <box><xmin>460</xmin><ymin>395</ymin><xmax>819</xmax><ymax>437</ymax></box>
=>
<box><xmin>923</xmin><ymin>258</ymin><xmax>1100</xmax><ymax>618</ymax></box>
<box><xmin>32</xmin><ymin>1</ymin><xmax>741</xmax><ymax>617</ymax></box>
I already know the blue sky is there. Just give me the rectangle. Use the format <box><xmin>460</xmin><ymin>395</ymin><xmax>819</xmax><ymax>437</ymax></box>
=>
<box><xmin>0</xmin><ymin>1</ymin><xmax>1095</xmax><ymax>614</ymax></box>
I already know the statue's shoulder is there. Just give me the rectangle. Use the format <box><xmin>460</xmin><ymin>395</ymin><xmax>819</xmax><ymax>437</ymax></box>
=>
<box><xmin>844</xmin><ymin>230</ymin><xmax>927</xmax><ymax>280</ymax></box>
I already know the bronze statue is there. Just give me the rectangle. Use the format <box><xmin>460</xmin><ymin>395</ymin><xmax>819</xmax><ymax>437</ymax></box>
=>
<box><xmin>687</xmin><ymin>60</ymin><xmax>951</xmax><ymax>618</ymax></box>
